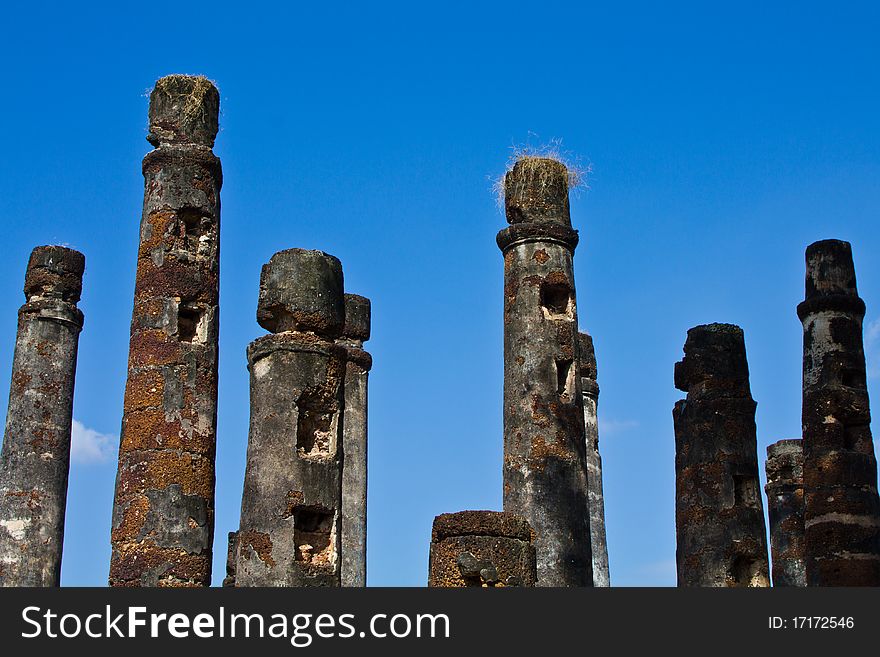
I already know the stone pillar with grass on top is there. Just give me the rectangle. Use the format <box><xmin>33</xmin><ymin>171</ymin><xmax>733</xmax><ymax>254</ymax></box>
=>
<box><xmin>497</xmin><ymin>154</ymin><xmax>593</xmax><ymax>587</ymax></box>
<box><xmin>109</xmin><ymin>75</ymin><xmax>222</xmax><ymax>587</ymax></box>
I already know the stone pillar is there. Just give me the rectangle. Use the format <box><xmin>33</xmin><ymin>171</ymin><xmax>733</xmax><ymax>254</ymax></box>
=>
<box><xmin>578</xmin><ymin>332</ymin><xmax>610</xmax><ymax>587</ymax></box>
<box><xmin>110</xmin><ymin>75</ymin><xmax>222</xmax><ymax>587</ymax></box>
<box><xmin>765</xmin><ymin>439</ymin><xmax>806</xmax><ymax>587</ymax></box>
<box><xmin>428</xmin><ymin>511</ymin><xmax>536</xmax><ymax>587</ymax></box>
<box><xmin>797</xmin><ymin>239</ymin><xmax>880</xmax><ymax>586</ymax></box>
<box><xmin>497</xmin><ymin>157</ymin><xmax>592</xmax><ymax>587</ymax></box>
<box><xmin>235</xmin><ymin>249</ymin><xmax>346</xmax><ymax>587</ymax></box>
<box><xmin>0</xmin><ymin>247</ymin><xmax>85</xmax><ymax>587</ymax></box>
<box><xmin>339</xmin><ymin>294</ymin><xmax>371</xmax><ymax>587</ymax></box>
<box><xmin>673</xmin><ymin>323</ymin><xmax>770</xmax><ymax>587</ymax></box>
<box><xmin>222</xmin><ymin>531</ymin><xmax>238</xmax><ymax>587</ymax></box>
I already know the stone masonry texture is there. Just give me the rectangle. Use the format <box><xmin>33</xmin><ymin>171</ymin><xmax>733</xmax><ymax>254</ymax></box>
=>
<box><xmin>765</xmin><ymin>439</ymin><xmax>806</xmax><ymax>587</ymax></box>
<box><xmin>673</xmin><ymin>323</ymin><xmax>770</xmax><ymax>587</ymax></box>
<box><xmin>797</xmin><ymin>239</ymin><xmax>880</xmax><ymax>585</ymax></box>
<box><xmin>578</xmin><ymin>331</ymin><xmax>609</xmax><ymax>586</ymax></box>
<box><xmin>339</xmin><ymin>293</ymin><xmax>371</xmax><ymax>587</ymax></box>
<box><xmin>428</xmin><ymin>511</ymin><xmax>537</xmax><ymax>587</ymax></box>
<box><xmin>109</xmin><ymin>75</ymin><xmax>222</xmax><ymax>587</ymax></box>
<box><xmin>0</xmin><ymin>246</ymin><xmax>85</xmax><ymax>586</ymax></box>
<box><xmin>497</xmin><ymin>157</ymin><xmax>593</xmax><ymax>586</ymax></box>
<box><xmin>235</xmin><ymin>249</ymin><xmax>346</xmax><ymax>586</ymax></box>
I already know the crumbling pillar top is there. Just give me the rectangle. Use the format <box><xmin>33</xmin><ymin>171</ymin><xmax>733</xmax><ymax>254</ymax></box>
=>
<box><xmin>256</xmin><ymin>248</ymin><xmax>345</xmax><ymax>336</ymax></box>
<box><xmin>504</xmin><ymin>157</ymin><xmax>571</xmax><ymax>226</ymax></box>
<box><xmin>432</xmin><ymin>510</ymin><xmax>532</xmax><ymax>542</ymax></box>
<box><xmin>804</xmin><ymin>239</ymin><xmax>858</xmax><ymax>299</ymax></box>
<box><xmin>147</xmin><ymin>74</ymin><xmax>220</xmax><ymax>149</ymax></box>
<box><xmin>674</xmin><ymin>323</ymin><xmax>750</xmax><ymax>396</ymax></box>
<box><xmin>342</xmin><ymin>293</ymin><xmax>371</xmax><ymax>342</ymax></box>
<box><xmin>24</xmin><ymin>245</ymin><xmax>85</xmax><ymax>303</ymax></box>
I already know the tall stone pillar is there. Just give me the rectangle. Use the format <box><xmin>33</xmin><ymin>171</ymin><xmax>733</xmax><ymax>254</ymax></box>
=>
<box><xmin>578</xmin><ymin>332</ymin><xmax>609</xmax><ymax>587</ymax></box>
<box><xmin>428</xmin><ymin>511</ymin><xmax>536</xmax><ymax>587</ymax></box>
<box><xmin>673</xmin><ymin>323</ymin><xmax>770</xmax><ymax>587</ymax></box>
<box><xmin>0</xmin><ymin>247</ymin><xmax>85</xmax><ymax>587</ymax></box>
<box><xmin>497</xmin><ymin>157</ymin><xmax>592</xmax><ymax>587</ymax></box>
<box><xmin>765</xmin><ymin>439</ymin><xmax>806</xmax><ymax>587</ymax></box>
<box><xmin>339</xmin><ymin>294</ymin><xmax>371</xmax><ymax>587</ymax></box>
<box><xmin>110</xmin><ymin>75</ymin><xmax>222</xmax><ymax>587</ymax></box>
<box><xmin>236</xmin><ymin>249</ymin><xmax>346</xmax><ymax>587</ymax></box>
<box><xmin>797</xmin><ymin>239</ymin><xmax>880</xmax><ymax>586</ymax></box>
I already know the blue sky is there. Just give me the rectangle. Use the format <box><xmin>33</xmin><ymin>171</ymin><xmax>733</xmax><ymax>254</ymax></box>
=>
<box><xmin>1</xmin><ymin>1</ymin><xmax>879</xmax><ymax>586</ymax></box>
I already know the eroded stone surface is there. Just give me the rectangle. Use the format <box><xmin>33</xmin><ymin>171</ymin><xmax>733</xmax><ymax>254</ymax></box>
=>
<box><xmin>673</xmin><ymin>324</ymin><xmax>770</xmax><ymax>587</ymax></box>
<box><xmin>0</xmin><ymin>246</ymin><xmax>84</xmax><ymax>587</ymax></box>
<box><xmin>765</xmin><ymin>439</ymin><xmax>806</xmax><ymax>587</ymax></box>
<box><xmin>428</xmin><ymin>511</ymin><xmax>536</xmax><ymax>587</ymax></box>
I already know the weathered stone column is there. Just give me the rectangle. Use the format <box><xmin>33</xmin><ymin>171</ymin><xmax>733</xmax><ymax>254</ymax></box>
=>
<box><xmin>797</xmin><ymin>239</ymin><xmax>880</xmax><ymax>586</ymax></box>
<box><xmin>110</xmin><ymin>75</ymin><xmax>222</xmax><ymax>587</ymax></box>
<box><xmin>765</xmin><ymin>439</ymin><xmax>806</xmax><ymax>587</ymax></box>
<box><xmin>578</xmin><ymin>331</ymin><xmax>609</xmax><ymax>587</ymax></box>
<box><xmin>428</xmin><ymin>511</ymin><xmax>536</xmax><ymax>587</ymax></box>
<box><xmin>339</xmin><ymin>294</ymin><xmax>371</xmax><ymax>587</ymax></box>
<box><xmin>673</xmin><ymin>324</ymin><xmax>770</xmax><ymax>587</ymax></box>
<box><xmin>497</xmin><ymin>157</ymin><xmax>592</xmax><ymax>587</ymax></box>
<box><xmin>236</xmin><ymin>249</ymin><xmax>346</xmax><ymax>587</ymax></box>
<box><xmin>0</xmin><ymin>247</ymin><xmax>85</xmax><ymax>587</ymax></box>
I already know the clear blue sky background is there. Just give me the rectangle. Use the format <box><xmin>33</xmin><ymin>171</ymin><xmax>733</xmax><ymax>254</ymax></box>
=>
<box><xmin>1</xmin><ymin>2</ymin><xmax>879</xmax><ymax>586</ymax></box>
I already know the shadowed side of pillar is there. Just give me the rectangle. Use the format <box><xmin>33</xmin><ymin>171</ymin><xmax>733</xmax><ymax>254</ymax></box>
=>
<box><xmin>765</xmin><ymin>439</ymin><xmax>806</xmax><ymax>587</ymax></box>
<box><xmin>798</xmin><ymin>240</ymin><xmax>880</xmax><ymax>585</ymax></box>
<box><xmin>673</xmin><ymin>323</ymin><xmax>770</xmax><ymax>587</ymax></box>
<box><xmin>110</xmin><ymin>75</ymin><xmax>222</xmax><ymax>587</ymax></box>
<box><xmin>0</xmin><ymin>246</ymin><xmax>85</xmax><ymax>586</ymax></box>
<box><xmin>497</xmin><ymin>157</ymin><xmax>593</xmax><ymax>587</ymax></box>
<box><xmin>236</xmin><ymin>249</ymin><xmax>346</xmax><ymax>586</ymax></box>
<box><xmin>339</xmin><ymin>294</ymin><xmax>371</xmax><ymax>587</ymax></box>
<box><xmin>428</xmin><ymin>511</ymin><xmax>536</xmax><ymax>587</ymax></box>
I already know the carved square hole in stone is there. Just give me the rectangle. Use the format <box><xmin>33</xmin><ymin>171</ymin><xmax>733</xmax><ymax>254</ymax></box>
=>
<box><xmin>177</xmin><ymin>208</ymin><xmax>210</xmax><ymax>253</ymax></box>
<box><xmin>840</xmin><ymin>367</ymin><xmax>866</xmax><ymax>390</ymax></box>
<box><xmin>556</xmin><ymin>358</ymin><xmax>574</xmax><ymax>398</ymax></box>
<box><xmin>541</xmin><ymin>282</ymin><xmax>572</xmax><ymax>319</ymax></box>
<box><xmin>177</xmin><ymin>303</ymin><xmax>206</xmax><ymax>343</ymax></box>
<box><xmin>728</xmin><ymin>555</ymin><xmax>764</xmax><ymax>587</ymax></box>
<box><xmin>293</xmin><ymin>506</ymin><xmax>335</xmax><ymax>569</ymax></box>
<box><xmin>296</xmin><ymin>402</ymin><xmax>337</xmax><ymax>459</ymax></box>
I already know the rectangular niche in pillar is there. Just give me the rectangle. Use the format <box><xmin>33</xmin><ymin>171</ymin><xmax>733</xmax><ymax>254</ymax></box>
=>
<box><xmin>296</xmin><ymin>400</ymin><xmax>338</xmax><ymax>459</ymax></box>
<box><xmin>293</xmin><ymin>506</ymin><xmax>336</xmax><ymax>570</ymax></box>
<box><xmin>540</xmin><ymin>282</ymin><xmax>573</xmax><ymax>320</ymax></box>
<box><xmin>177</xmin><ymin>302</ymin><xmax>207</xmax><ymax>343</ymax></box>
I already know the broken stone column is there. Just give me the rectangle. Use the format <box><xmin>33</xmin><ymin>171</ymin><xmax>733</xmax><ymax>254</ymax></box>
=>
<box><xmin>497</xmin><ymin>157</ymin><xmax>592</xmax><ymax>587</ymax></box>
<box><xmin>765</xmin><ymin>439</ymin><xmax>806</xmax><ymax>587</ymax></box>
<box><xmin>0</xmin><ymin>247</ymin><xmax>85</xmax><ymax>587</ymax></box>
<box><xmin>797</xmin><ymin>239</ymin><xmax>880</xmax><ymax>586</ymax></box>
<box><xmin>110</xmin><ymin>75</ymin><xmax>222</xmax><ymax>587</ymax></box>
<box><xmin>428</xmin><ymin>511</ymin><xmax>536</xmax><ymax>587</ymax></box>
<box><xmin>338</xmin><ymin>294</ymin><xmax>371</xmax><ymax>587</ymax></box>
<box><xmin>673</xmin><ymin>323</ymin><xmax>770</xmax><ymax>587</ymax></box>
<box><xmin>578</xmin><ymin>332</ymin><xmax>609</xmax><ymax>587</ymax></box>
<box><xmin>235</xmin><ymin>249</ymin><xmax>346</xmax><ymax>587</ymax></box>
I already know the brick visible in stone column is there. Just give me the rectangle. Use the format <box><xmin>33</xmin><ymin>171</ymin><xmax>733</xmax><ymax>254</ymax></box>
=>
<box><xmin>0</xmin><ymin>246</ymin><xmax>85</xmax><ymax>587</ymax></box>
<box><xmin>578</xmin><ymin>331</ymin><xmax>609</xmax><ymax>586</ymax></box>
<box><xmin>236</xmin><ymin>249</ymin><xmax>346</xmax><ymax>586</ymax></box>
<box><xmin>765</xmin><ymin>439</ymin><xmax>806</xmax><ymax>587</ymax></box>
<box><xmin>109</xmin><ymin>75</ymin><xmax>222</xmax><ymax>587</ymax></box>
<box><xmin>673</xmin><ymin>323</ymin><xmax>770</xmax><ymax>587</ymax></box>
<box><xmin>797</xmin><ymin>240</ymin><xmax>880</xmax><ymax>586</ymax></box>
<box><xmin>428</xmin><ymin>511</ymin><xmax>536</xmax><ymax>587</ymax></box>
<box><xmin>497</xmin><ymin>157</ymin><xmax>593</xmax><ymax>586</ymax></box>
<box><xmin>339</xmin><ymin>294</ymin><xmax>371</xmax><ymax>587</ymax></box>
